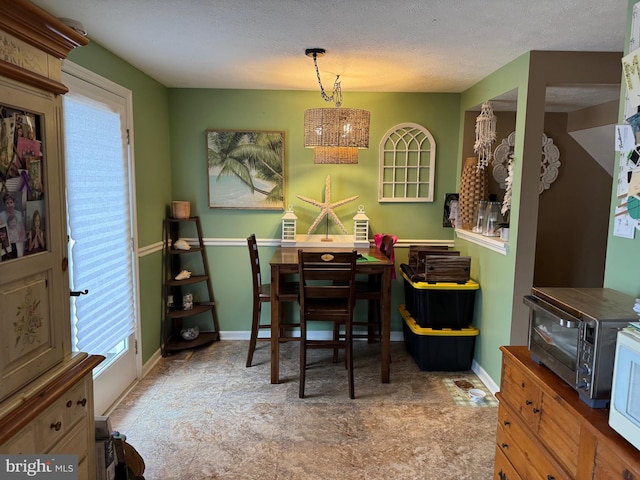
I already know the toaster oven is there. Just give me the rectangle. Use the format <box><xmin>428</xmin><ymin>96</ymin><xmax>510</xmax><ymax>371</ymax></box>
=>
<box><xmin>523</xmin><ymin>287</ymin><xmax>637</xmax><ymax>408</ymax></box>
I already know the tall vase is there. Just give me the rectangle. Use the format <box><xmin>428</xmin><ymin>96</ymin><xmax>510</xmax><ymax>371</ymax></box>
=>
<box><xmin>458</xmin><ymin>157</ymin><xmax>488</xmax><ymax>230</ymax></box>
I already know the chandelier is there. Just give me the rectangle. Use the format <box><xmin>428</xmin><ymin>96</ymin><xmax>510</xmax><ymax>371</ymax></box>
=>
<box><xmin>303</xmin><ymin>48</ymin><xmax>370</xmax><ymax>164</ymax></box>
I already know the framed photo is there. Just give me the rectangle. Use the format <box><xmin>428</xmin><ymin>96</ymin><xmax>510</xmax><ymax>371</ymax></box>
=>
<box><xmin>206</xmin><ymin>130</ymin><xmax>285</xmax><ymax>210</ymax></box>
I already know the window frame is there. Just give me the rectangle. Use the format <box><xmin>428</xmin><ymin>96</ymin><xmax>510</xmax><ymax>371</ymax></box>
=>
<box><xmin>378</xmin><ymin>122</ymin><xmax>436</xmax><ymax>203</ymax></box>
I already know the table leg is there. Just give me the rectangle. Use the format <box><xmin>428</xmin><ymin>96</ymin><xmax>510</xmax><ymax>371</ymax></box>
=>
<box><xmin>381</xmin><ymin>267</ymin><xmax>392</xmax><ymax>383</ymax></box>
<box><xmin>270</xmin><ymin>265</ymin><xmax>280</xmax><ymax>384</ymax></box>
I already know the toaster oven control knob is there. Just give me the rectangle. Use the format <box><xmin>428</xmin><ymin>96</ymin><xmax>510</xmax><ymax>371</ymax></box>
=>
<box><xmin>578</xmin><ymin>364</ymin><xmax>591</xmax><ymax>375</ymax></box>
<box><xmin>577</xmin><ymin>380</ymin><xmax>590</xmax><ymax>390</ymax></box>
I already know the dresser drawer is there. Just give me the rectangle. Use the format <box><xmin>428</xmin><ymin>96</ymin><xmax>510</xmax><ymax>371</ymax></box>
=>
<box><xmin>593</xmin><ymin>440</ymin><xmax>640</xmax><ymax>480</ymax></box>
<box><xmin>537</xmin><ymin>392</ymin><xmax>580</xmax><ymax>476</ymax></box>
<box><xmin>48</xmin><ymin>420</ymin><xmax>89</xmax><ymax>480</ymax></box>
<box><xmin>501</xmin><ymin>359</ymin><xmax>542</xmax><ymax>429</ymax></box>
<box><xmin>0</xmin><ymin>423</ymin><xmax>36</xmax><ymax>454</ymax></box>
<box><xmin>494</xmin><ymin>446</ymin><xmax>523</xmax><ymax>480</ymax></box>
<box><xmin>496</xmin><ymin>406</ymin><xmax>528</xmax><ymax>477</ymax></box>
<box><xmin>63</xmin><ymin>379</ymin><xmax>90</xmax><ymax>427</ymax></box>
<box><xmin>50</xmin><ymin>418</ymin><xmax>88</xmax><ymax>457</ymax></box>
<box><xmin>37</xmin><ymin>397</ymin><xmax>69</xmax><ymax>451</ymax></box>
<box><xmin>497</xmin><ymin>403</ymin><xmax>571</xmax><ymax>480</ymax></box>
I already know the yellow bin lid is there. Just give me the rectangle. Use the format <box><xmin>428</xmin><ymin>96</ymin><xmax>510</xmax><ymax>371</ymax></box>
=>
<box><xmin>399</xmin><ymin>304</ymin><xmax>479</xmax><ymax>336</ymax></box>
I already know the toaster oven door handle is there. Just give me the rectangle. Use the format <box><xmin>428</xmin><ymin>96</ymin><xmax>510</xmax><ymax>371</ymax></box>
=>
<box><xmin>523</xmin><ymin>295</ymin><xmax>581</xmax><ymax>328</ymax></box>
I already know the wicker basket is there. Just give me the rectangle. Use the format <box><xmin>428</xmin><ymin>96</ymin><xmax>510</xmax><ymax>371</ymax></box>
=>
<box><xmin>171</xmin><ymin>201</ymin><xmax>190</xmax><ymax>219</ymax></box>
<box><xmin>458</xmin><ymin>157</ymin><xmax>488</xmax><ymax>230</ymax></box>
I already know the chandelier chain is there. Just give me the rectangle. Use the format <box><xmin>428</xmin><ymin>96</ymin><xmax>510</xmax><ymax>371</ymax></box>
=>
<box><xmin>311</xmin><ymin>52</ymin><xmax>342</xmax><ymax>107</ymax></box>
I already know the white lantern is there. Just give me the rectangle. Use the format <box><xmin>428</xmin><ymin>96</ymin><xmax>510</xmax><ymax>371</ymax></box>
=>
<box><xmin>353</xmin><ymin>205</ymin><xmax>369</xmax><ymax>245</ymax></box>
<box><xmin>281</xmin><ymin>205</ymin><xmax>297</xmax><ymax>245</ymax></box>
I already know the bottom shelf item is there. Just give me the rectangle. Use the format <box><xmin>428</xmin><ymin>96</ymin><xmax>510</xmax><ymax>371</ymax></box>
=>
<box><xmin>399</xmin><ymin>304</ymin><xmax>478</xmax><ymax>371</ymax></box>
<box><xmin>162</xmin><ymin>331</ymin><xmax>219</xmax><ymax>354</ymax></box>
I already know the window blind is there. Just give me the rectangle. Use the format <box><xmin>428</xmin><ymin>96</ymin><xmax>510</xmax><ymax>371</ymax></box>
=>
<box><xmin>63</xmin><ymin>95</ymin><xmax>136</xmax><ymax>355</ymax></box>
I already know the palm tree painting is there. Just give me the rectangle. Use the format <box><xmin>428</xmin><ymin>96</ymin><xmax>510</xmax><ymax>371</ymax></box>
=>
<box><xmin>206</xmin><ymin>130</ymin><xmax>285</xmax><ymax>209</ymax></box>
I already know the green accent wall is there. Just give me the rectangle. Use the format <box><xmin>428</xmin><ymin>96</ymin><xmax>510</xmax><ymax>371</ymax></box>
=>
<box><xmin>604</xmin><ymin>0</ymin><xmax>640</xmax><ymax>296</ymax></box>
<box><xmin>167</xmin><ymin>89</ymin><xmax>461</xmax><ymax>338</ymax></box>
<box><xmin>457</xmin><ymin>54</ymin><xmax>531</xmax><ymax>383</ymax></box>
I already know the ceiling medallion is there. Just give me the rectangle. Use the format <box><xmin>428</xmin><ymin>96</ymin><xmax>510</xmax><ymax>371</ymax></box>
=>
<box><xmin>492</xmin><ymin>131</ymin><xmax>561</xmax><ymax>196</ymax></box>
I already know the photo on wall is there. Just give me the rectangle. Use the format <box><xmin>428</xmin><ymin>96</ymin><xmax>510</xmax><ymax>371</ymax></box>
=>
<box><xmin>206</xmin><ymin>130</ymin><xmax>285</xmax><ymax>210</ymax></box>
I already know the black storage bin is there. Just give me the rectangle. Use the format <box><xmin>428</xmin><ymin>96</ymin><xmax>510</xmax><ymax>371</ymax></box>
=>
<box><xmin>401</xmin><ymin>267</ymin><xmax>479</xmax><ymax>329</ymax></box>
<box><xmin>400</xmin><ymin>304</ymin><xmax>478</xmax><ymax>371</ymax></box>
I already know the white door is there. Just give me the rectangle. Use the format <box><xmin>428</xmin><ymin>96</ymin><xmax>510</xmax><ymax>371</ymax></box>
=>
<box><xmin>62</xmin><ymin>62</ymin><xmax>140</xmax><ymax>416</ymax></box>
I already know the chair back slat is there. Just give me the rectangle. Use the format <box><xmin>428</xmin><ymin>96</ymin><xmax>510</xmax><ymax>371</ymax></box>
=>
<box><xmin>298</xmin><ymin>250</ymin><xmax>357</xmax><ymax>304</ymax></box>
<box><xmin>247</xmin><ymin>234</ymin><xmax>262</xmax><ymax>291</ymax></box>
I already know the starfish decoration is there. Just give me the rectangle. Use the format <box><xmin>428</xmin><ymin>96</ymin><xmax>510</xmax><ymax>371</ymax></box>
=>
<box><xmin>297</xmin><ymin>175</ymin><xmax>359</xmax><ymax>234</ymax></box>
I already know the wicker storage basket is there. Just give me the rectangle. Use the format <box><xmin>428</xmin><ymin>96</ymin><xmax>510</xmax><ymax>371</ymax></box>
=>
<box><xmin>171</xmin><ymin>201</ymin><xmax>190</xmax><ymax>219</ymax></box>
<box><xmin>458</xmin><ymin>157</ymin><xmax>488</xmax><ymax>230</ymax></box>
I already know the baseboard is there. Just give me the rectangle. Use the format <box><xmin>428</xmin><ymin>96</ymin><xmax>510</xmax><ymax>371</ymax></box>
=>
<box><xmin>471</xmin><ymin>359</ymin><xmax>499</xmax><ymax>395</ymax></box>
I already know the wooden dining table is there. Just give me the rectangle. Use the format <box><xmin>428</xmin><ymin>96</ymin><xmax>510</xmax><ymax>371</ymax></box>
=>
<box><xmin>268</xmin><ymin>245</ymin><xmax>394</xmax><ymax>384</ymax></box>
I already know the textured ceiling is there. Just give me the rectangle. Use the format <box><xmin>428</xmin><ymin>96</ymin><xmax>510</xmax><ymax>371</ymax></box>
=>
<box><xmin>31</xmin><ymin>0</ymin><xmax>627</xmax><ymax>108</ymax></box>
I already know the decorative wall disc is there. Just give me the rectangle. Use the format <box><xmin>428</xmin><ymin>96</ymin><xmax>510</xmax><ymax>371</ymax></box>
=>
<box><xmin>491</xmin><ymin>131</ymin><xmax>561</xmax><ymax>195</ymax></box>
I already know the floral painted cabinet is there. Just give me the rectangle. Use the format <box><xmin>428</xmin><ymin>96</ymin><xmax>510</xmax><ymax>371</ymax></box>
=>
<box><xmin>0</xmin><ymin>0</ymin><xmax>92</xmax><ymax>402</ymax></box>
<box><xmin>0</xmin><ymin>76</ymin><xmax>70</xmax><ymax>402</ymax></box>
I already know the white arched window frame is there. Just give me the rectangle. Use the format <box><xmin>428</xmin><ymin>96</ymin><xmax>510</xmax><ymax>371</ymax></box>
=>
<box><xmin>378</xmin><ymin>123</ymin><xmax>436</xmax><ymax>202</ymax></box>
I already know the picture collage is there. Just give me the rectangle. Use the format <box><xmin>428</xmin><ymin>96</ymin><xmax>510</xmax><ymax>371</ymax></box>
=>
<box><xmin>0</xmin><ymin>106</ymin><xmax>46</xmax><ymax>262</ymax></box>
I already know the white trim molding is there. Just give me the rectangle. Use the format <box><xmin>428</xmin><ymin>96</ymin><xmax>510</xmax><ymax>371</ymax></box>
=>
<box><xmin>455</xmin><ymin>228</ymin><xmax>508</xmax><ymax>255</ymax></box>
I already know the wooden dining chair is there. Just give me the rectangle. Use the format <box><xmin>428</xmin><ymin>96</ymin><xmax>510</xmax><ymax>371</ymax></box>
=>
<box><xmin>298</xmin><ymin>250</ymin><xmax>358</xmax><ymax>399</ymax></box>
<box><xmin>245</xmin><ymin>234</ymin><xmax>299</xmax><ymax>367</ymax></box>
<box><xmin>351</xmin><ymin>234</ymin><xmax>395</xmax><ymax>343</ymax></box>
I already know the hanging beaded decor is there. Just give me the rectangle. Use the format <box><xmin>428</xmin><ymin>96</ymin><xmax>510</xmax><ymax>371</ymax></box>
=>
<box><xmin>473</xmin><ymin>101</ymin><xmax>497</xmax><ymax>171</ymax></box>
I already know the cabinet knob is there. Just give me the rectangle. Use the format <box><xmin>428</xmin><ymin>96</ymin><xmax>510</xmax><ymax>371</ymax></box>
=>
<box><xmin>501</xmin><ymin>443</ymin><xmax>509</xmax><ymax>449</ymax></box>
<box><xmin>77</xmin><ymin>398</ymin><xmax>87</xmax><ymax>407</ymax></box>
<box><xmin>547</xmin><ymin>476</ymin><xmax>555</xmax><ymax>480</ymax></box>
<box><xmin>50</xmin><ymin>421</ymin><xmax>62</xmax><ymax>431</ymax></box>
<box><xmin>503</xmin><ymin>420</ymin><xmax>510</xmax><ymax>426</ymax></box>
<box><xmin>498</xmin><ymin>470</ymin><xmax>507</xmax><ymax>480</ymax></box>
<box><xmin>66</xmin><ymin>400</ymin><xmax>73</xmax><ymax>408</ymax></box>
<box><xmin>525</xmin><ymin>400</ymin><xmax>533</xmax><ymax>405</ymax></box>
<box><xmin>533</xmin><ymin>408</ymin><xmax>540</xmax><ymax>414</ymax></box>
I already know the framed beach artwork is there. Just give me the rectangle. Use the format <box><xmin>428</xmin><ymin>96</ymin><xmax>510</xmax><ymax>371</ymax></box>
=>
<box><xmin>206</xmin><ymin>130</ymin><xmax>285</xmax><ymax>210</ymax></box>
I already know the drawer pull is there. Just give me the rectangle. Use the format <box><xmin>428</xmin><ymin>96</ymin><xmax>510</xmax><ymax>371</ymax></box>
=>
<box><xmin>501</xmin><ymin>443</ymin><xmax>509</xmax><ymax>449</ymax></box>
<box><xmin>533</xmin><ymin>408</ymin><xmax>540</xmax><ymax>414</ymax></box>
<box><xmin>50</xmin><ymin>421</ymin><xmax>62</xmax><ymax>431</ymax></box>
<box><xmin>77</xmin><ymin>398</ymin><xmax>87</xmax><ymax>407</ymax></box>
<box><xmin>66</xmin><ymin>400</ymin><xmax>73</xmax><ymax>408</ymax></box>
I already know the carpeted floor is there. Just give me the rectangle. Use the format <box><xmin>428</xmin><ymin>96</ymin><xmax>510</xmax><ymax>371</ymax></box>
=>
<box><xmin>109</xmin><ymin>340</ymin><xmax>498</xmax><ymax>479</ymax></box>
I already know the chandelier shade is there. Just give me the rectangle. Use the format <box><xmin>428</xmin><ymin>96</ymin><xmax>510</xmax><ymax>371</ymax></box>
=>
<box><xmin>304</xmin><ymin>108</ymin><xmax>370</xmax><ymax>148</ymax></box>
<box><xmin>312</xmin><ymin>146</ymin><xmax>359</xmax><ymax>164</ymax></box>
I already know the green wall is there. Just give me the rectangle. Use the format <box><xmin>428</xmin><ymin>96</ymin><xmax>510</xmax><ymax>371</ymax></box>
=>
<box><xmin>604</xmin><ymin>0</ymin><xmax>640</xmax><ymax>295</ymax></box>
<box><xmin>458</xmin><ymin>54</ymin><xmax>531</xmax><ymax>383</ymax></box>
<box><xmin>67</xmin><ymin>41</ymin><xmax>172</xmax><ymax>363</ymax></box>
<box><xmin>167</xmin><ymin>89</ymin><xmax>461</xmax><ymax>336</ymax></box>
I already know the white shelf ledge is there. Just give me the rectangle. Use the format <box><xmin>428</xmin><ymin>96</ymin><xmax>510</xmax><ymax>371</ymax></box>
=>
<box><xmin>455</xmin><ymin>229</ymin><xmax>509</xmax><ymax>255</ymax></box>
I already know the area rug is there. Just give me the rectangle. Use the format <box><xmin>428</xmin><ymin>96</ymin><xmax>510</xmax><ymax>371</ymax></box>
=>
<box><xmin>442</xmin><ymin>377</ymin><xmax>499</xmax><ymax>407</ymax></box>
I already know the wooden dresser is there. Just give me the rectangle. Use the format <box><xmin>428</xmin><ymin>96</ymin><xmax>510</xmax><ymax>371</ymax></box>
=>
<box><xmin>494</xmin><ymin>346</ymin><xmax>640</xmax><ymax>480</ymax></box>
